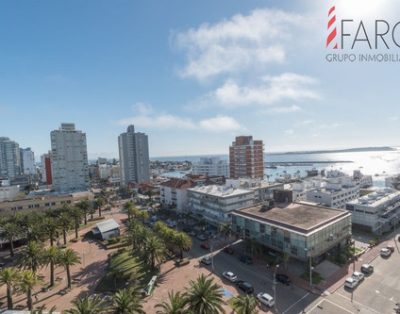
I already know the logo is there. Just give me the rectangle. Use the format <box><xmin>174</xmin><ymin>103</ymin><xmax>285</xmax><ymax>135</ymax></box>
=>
<box><xmin>326</xmin><ymin>6</ymin><xmax>338</xmax><ymax>49</ymax></box>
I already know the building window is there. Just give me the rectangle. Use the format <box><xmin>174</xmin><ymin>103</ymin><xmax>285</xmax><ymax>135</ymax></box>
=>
<box><xmin>260</xmin><ymin>224</ymin><xmax>265</xmax><ymax>234</ymax></box>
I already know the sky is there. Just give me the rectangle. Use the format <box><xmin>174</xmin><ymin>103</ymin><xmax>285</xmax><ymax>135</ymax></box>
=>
<box><xmin>0</xmin><ymin>0</ymin><xmax>399</xmax><ymax>159</ymax></box>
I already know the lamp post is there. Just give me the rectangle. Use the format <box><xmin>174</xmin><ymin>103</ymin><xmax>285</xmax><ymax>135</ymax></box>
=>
<box><xmin>273</xmin><ymin>264</ymin><xmax>279</xmax><ymax>313</ymax></box>
<box><xmin>350</xmin><ymin>232</ymin><xmax>355</xmax><ymax>272</ymax></box>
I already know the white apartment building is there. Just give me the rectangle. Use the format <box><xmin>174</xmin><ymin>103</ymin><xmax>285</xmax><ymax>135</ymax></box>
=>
<box><xmin>192</xmin><ymin>157</ymin><xmax>229</xmax><ymax>177</ymax></box>
<box><xmin>20</xmin><ymin>147</ymin><xmax>36</xmax><ymax>176</ymax></box>
<box><xmin>306</xmin><ymin>183</ymin><xmax>359</xmax><ymax>209</ymax></box>
<box><xmin>50</xmin><ymin>123</ymin><xmax>90</xmax><ymax>193</ymax></box>
<box><xmin>160</xmin><ymin>178</ymin><xmax>197</xmax><ymax>212</ymax></box>
<box><xmin>0</xmin><ymin>137</ymin><xmax>21</xmax><ymax>179</ymax></box>
<box><xmin>346</xmin><ymin>188</ymin><xmax>400</xmax><ymax>234</ymax></box>
<box><xmin>187</xmin><ymin>185</ymin><xmax>255</xmax><ymax>226</ymax></box>
<box><xmin>0</xmin><ymin>180</ymin><xmax>19</xmax><ymax>201</ymax></box>
<box><xmin>118</xmin><ymin>125</ymin><xmax>150</xmax><ymax>185</ymax></box>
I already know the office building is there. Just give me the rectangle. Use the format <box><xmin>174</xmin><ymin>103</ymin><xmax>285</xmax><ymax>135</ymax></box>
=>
<box><xmin>118</xmin><ymin>125</ymin><xmax>150</xmax><ymax>185</ymax></box>
<box><xmin>229</xmin><ymin>136</ymin><xmax>264</xmax><ymax>179</ymax></box>
<box><xmin>50</xmin><ymin>123</ymin><xmax>89</xmax><ymax>192</ymax></box>
<box><xmin>232</xmin><ymin>202</ymin><xmax>352</xmax><ymax>262</ymax></box>
<box><xmin>192</xmin><ymin>157</ymin><xmax>229</xmax><ymax>177</ymax></box>
<box><xmin>0</xmin><ymin>137</ymin><xmax>21</xmax><ymax>179</ymax></box>
<box><xmin>20</xmin><ymin>147</ymin><xmax>36</xmax><ymax>176</ymax></box>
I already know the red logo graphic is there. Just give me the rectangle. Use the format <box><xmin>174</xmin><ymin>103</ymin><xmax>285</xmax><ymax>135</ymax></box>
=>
<box><xmin>326</xmin><ymin>6</ymin><xmax>338</xmax><ymax>49</ymax></box>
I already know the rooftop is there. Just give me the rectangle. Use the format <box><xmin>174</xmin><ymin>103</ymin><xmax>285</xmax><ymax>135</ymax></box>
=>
<box><xmin>95</xmin><ymin>219</ymin><xmax>120</xmax><ymax>234</ymax></box>
<box><xmin>189</xmin><ymin>184</ymin><xmax>253</xmax><ymax>198</ymax></box>
<box><xmin>233</xmin><ymin>202</ymin><xmax>350</xmax><ymax>234</ymax></box>
<box><xmin>348</xmin><ymin>188</ymin><xmax>400</xmax><ymax>207</ymax></box>
<box><xmin>160</xmin><ymin>178</ymin><xmax>197</xmax><ymax>189</ymax></box>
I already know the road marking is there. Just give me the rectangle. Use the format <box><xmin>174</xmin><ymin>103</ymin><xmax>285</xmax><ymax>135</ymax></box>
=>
<box><xmin>323</xmin><ymin>299</ymin><xmax>355</xmax><ymax>313</ymax></box>
<box><xmin>282</xmin><ymin>292</ymin><xmax>310</xmax><ymax>314</ymax></box>
<box><xmin>336</xmin><ymin>292</ymin><xmax>381</xmax><ymax>314</ymax></box>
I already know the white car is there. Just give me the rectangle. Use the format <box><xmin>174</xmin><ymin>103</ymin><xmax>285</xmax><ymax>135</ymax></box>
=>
<box><xmin>344</xmin><ymin>276</ymin><xmax>359</xmax><ymax>289</ymax></box>
<box><xmin>352</xmin><ymin>271</ymin><xmax>364</xmax><ymax>282</ymax></box>
<box><xmin>380</xmin><ymin>248</ymin><xmax>392</xmax><ymax>257</ymax></box>
<box><xmin>257</xmin><ymin>292</ymin><xmax>275</xmax><ymax>307</ymax></box>
<box><xmin>222</xmin><ymin>271</ymin><xmax>238</xmax><ymax>283</ymax></box>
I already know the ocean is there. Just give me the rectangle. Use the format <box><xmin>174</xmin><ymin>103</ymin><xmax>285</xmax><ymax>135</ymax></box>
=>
<box><xmin>152</xmin><ymin>147</ymin><xmax>400</xmax><ymax>187</ymax></box>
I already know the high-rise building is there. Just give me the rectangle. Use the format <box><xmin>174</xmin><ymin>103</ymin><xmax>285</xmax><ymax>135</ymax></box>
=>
<box><xmin>50</xmin><ymin>123</ymin><xmax>89</xmax><ymax>192</ymax></box>
<box><xmin>40</xmin><ymin>152</ymin><xmax>53</xmax><ymax>185</ymax></box>
<box><xmin>192</xmin><ymin>157</ymin><xmax>229</xmax><ymax>177</ymax></box>
<box><xmin>0</xmin><ymin>137</ymin><xmax>21</xmax><ymax>179</ymax></box>
<box><xmin>118</xmin><ymin>125</ymin><xmax>150</xmax><ymax>185</ymax></box>
<box><xmin>229</xmin><ymin>136</ymin><xmax>264</xmax><ymax>179</ymax></box>
<box><xmin>20</xmin><ymin>147</ymin><xmax>36</xmax><ymax>176</ymax></box>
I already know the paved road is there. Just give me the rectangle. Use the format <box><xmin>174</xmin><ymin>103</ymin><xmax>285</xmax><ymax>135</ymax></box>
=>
<box><xmin>306</xmin><ymin>238</ymin><xmax>400</xmax><ymax>314</ymax></box>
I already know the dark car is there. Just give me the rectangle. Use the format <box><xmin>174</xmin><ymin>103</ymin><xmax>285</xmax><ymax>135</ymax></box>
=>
<box><xmin>275</xmin><ymin>274</ymin><xmax>291</xmax><ymax>285</ymax></box>
<box><xmin>237</xmin><ymin>281</ymin><xmax>254</xmax><ymax>294</ymax></box>
<box><xmin>200</xmin><ymin>243</ymin><xmax>210</xmax><ymax>250</ymax></box>
<box><xmin>223</xmin><ymin>247</ymin><xmax>234</xmax><ymax>255</ymax></box>
<box><xmin>239</xmin><ymin>255</ymin><xmax>253</xmax><ymax>264</ymax></box>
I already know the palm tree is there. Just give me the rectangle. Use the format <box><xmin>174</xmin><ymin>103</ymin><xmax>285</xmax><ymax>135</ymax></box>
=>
<box><xmin>57</xmin><ymin>210</ymin><xmax>72</xmax><ymax>245</ymax></box>
<box><xmin>184</xmin><ymin>274</ymin><xmax>225</xmax><ymax>314</ymax></box>
<box><xmin>44</xmin><ymin>246</ymin><xmax>61</xmax><ymax>287</ymax></box>
<box><xmin>70</xmin><ymin>206</ymin><xmax>83</xmax><ymax>240</ymax></box>
<box><xmin>94</xmin><ymin>196</ymin><xmax>106</xmax><ymax>218</ymax></box>
<box><xmin>59</xmin><ymin>248</ymin><xmax>81</xmax><ymax>289</ymax></box>
<box><xmin>65</xmin><ymin>295</ymin><xmax>106</xmax><ymax>314</ymax></box>
<box><xmin>19</xmin><ymin>270</ymin><xmax>43</xmax><ymax>311</ymax></box>
<box><xmin>108</xmin><ymin>250</ymin><xmax>145</xmax><ymax>289</ymax></box>
<box><xmin>18</xmin><ymin>241</ymin><xmax>44</xmax><ymax>274</ymax></box>
<box><xmin>230</xmin><ymin>295</ymin><xmax>259</xmax><ymax>314</ymax></box>
<box><xmin>156</xmin><ymin>291</ymin><xmax>188</xmax><ymax>314</ymax></box>
<box><xmin>1</xmin><ymin>221</ymin><xmax>20</xmax><ymax>257</ymax></box>
<box><xmin>32</xmin><ymin>305</ymin><xmax>57</xmax><ymax>314</ymax></box>
<box><xmin>123</xmin><ymin>201</ymin><xmax>134</xmax><ymax>221</ymax></box>
<box><xmin>77</xmin><ymin>200</ymin><xmax>91</xmax><ymax>225</ymax></box>
<box><xmin>143</xmin><ymin>235</ymin><xmax>166</xmax><ymax>270</ymax></box>
<box><xmin>42</xmin><ymin>217</ymin><xmax>59</xmax><ymax>247</ymax></box>
<box><xmin>112</xmin><ymin>287</ymin><xmax>145</xmax><ymax>314</ymax></box>
<box><xmin>0</xmin><ymin>267</ymin><xmax>19</xmax><ymax>310</ymax></box>
<box><xmin>173</xmin><ymin>232</ymin><xmax>192</xmax><ymax>260</ymax></box>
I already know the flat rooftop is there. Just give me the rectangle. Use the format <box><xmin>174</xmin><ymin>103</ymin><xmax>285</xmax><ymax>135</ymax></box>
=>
<box><xmin>188</xmin><ymin>185</ymin><xmax>252</xmax><ymax>198</ymax></box>
<box><xmin>233</xmin><ymin>202</ymin><xmax>350</xmax><ymax>234</ymax></box>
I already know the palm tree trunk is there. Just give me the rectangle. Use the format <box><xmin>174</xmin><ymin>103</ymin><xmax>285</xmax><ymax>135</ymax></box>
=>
<box><xmin>6</xmin><ymin>285</ymin><xmax>13</xmax><ymax>310</ymax></box>
<box><xmin>27</xmin><ymin>289</ymin><xmax>33</xmax><ymax>311</ymax></box>
<box><xmin>50</xmin><ymin>261</ymin><xmax>55</xmax><ymax>287</ymax></box>
<box><xmin>75</xmin><ymin>221</ymin><xmax>79</xmax><ymax>240</ymax></box>
<box><xmin>98</xmin><ymin>207</ymin><xmax>102</xmax><ymax>217</ymax></box>
<box><xmin>84</xmin><ymin>214</ymin><xmax>87</xmax><ymax>225</ymax></box>
<box><xmin>66</xmin><ymin>265</ymin><xmax>71</xmax><ymax>289</ymax></box>
<box><xmin>180</xmin><ymin>248</ymin><xmax>183</xmax><ymax>260</ymax></box>
<box><xmin>50</xmin><ymin>235</ymin><xmax>54</xmax><ymax>247</ymax></box>
<box><xmin>63</xmin><ymin>229</ymin><xmax>67</xmax><ymax>245</ymax></box>
<box><xmin>9</xmin><ymin>237</ymin><xmax>14</xmax><ymax>257</ymax></box>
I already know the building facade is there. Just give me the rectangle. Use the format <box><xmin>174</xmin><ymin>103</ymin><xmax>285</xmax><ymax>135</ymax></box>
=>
<box><xmin>187</xmin><ymin>185</ymin><xmax>255</xmax><ymax>226</ymax></box>
<box><xmin>160</xmin><ymin>178</ymin><xmax>197</xmax><ymax>212</ymax></box>
<box><xmin>229</xmin><ymin>136</ymin><xmax>264</xmax><ymax>179</ymax></box>
<box><xmin>306</xmin><ymin>184</ymin><xmax>360</xmax><ymax>209</ymax></box>
<box><xmin>0</xmin><ymin>137</ymin><xmax>21</xmax><ymax>179</ymax></box>
<box><xmin>118</xmin><ymin>125</ymin><xmax>150</xmax><ymax>185</ymax></box>
<box><xmin>346</xmin><ymin>188</ymin><xmax>400</xmax><ymax>235</ymax></box>
<box><xmin>20</xmin><ymin>147</ymin><xmax>36</xmax><ymax>176</ymax></box>
<box><xmin>232</xmin><ymin>203</ymin><xmax>352</xmax><ymax>261</ymax></box>
<box><xmin>41</xmin><ymin>152</ymin><xmax>53</xmax><ymax>185</ymax></box>
<box><xmin>50</xmin><ymin>123</ymin><xmax>90</xmax><ymax>192</ymax></box>
<box><xmin>192</xmin><ymin>157</ymin><xmax>229</xmax><ymax>177</ymax></box>
<box><xmin>0</xmin><ymin>180</ymin><xmax>19</xmax><ymax>202</ymax></box>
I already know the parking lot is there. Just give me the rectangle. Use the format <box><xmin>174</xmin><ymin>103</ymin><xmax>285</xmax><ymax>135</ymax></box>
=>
<box><xmin>306</xmin><ymin>241</ymin><xmax>400</xmax><ymax>314</ymax></box>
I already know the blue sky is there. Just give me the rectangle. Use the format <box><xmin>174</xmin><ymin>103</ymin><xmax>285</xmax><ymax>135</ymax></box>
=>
<box><xmin>1</xmin><ymin>0</ymin><xmax>399</xmax><ymax>159</ymax></box>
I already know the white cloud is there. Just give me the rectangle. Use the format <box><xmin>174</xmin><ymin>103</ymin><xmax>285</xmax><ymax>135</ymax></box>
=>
<box><xmin>284</xmin><ymin>129</ymin><xmax>295</xmax><ymax>135</ymax></box>
<box><xmin>174</xmin><ymin>9</ymin><xmax>308</xmax><ymax>81</ymax></box>
<box><xmin>263</xmin><ymin>105</ymin><xmax>302</xmax><ymax>114</ymax></box>
<box><xmin>213</xmin><ymin>73</ymin><xmax>319</xmax><ymax>108</ymax></box>
<box><xmin>118</xmin><ymin>105</ymin><xmax>242</xmax><ymax>132</ymax></box>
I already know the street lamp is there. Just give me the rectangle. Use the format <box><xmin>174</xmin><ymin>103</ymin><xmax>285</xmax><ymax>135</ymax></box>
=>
<box><xmin>273</xmin><ymin>264</ymin><xmax>279</xmax><ymax>313</ymax></box>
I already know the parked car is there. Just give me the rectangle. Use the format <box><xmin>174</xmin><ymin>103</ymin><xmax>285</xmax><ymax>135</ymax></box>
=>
<box><xmin>200</xmin><ymin>256</ymin><xmax>212</xmax><ymax>266</ymax></box>
<box><xmin>239</xmin><ymin>255</ymin><xmax>253</xmax><ymax>265</ymax></box>
<box><xmin>361</xmin><ymin>264</ymin><xmax>374</xmax><ymax>275</ymax></box>
<box><xmin>237</xmin><ymin>281</ymin><xmax>254</xmax><ymax>294</ymax></box>
<box><xmin>387</xmin><ymin>245</ymin><xmax>395</xmax><ymax>253</ymax></box>
<box><xmin>352</xmin><ymin>271</ymin><xmax>365</xmax><ymax>282</ymax></box>
<box><xmin>200</xmin><ymin>243</ymin><xmax>210</xmax><ymax>250</ymax></box>
<box><xmin>222</xmin><ymin>271</ymin><xmax>238</xmax><ymax>283</ymax></box>
<box><xmin>344</xmin><ymin>276</ymin><xmax>359</xmax><ymax>289</ymax></box>
<box><xmin>380</xmin><ymin>247</ymin><xmax>392</xmax><ymax>257</ymax></box>
<box><xmin>275</xmin><ymin>273</ymin><xmax>291</xmax><ymax>285</ymax></box>
<box><xmin>223</xmin><ymin>246</ymin><xmax>234</xmax><ymax>255</ymax></box>
<box><xmin>257</xmin><ymin>292</ymin><xmax>275</xmax><ymax>307</ymax></box>
<box><xmin>197</xmin><ymin>234</ymin><xmax>208</xmax><ymax>241</ymax></box>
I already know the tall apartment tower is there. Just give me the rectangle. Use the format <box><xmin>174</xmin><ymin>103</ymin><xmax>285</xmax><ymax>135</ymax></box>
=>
<box><xmin>118</xmin><ymin>125</ymin><xmax>150</xmax><ymax>185</ymax></box>
<box><xmin>0</xmin><ymin>137</ymin><xmax>21</xmax><ymax>179</ymax></box>
<box><xmin>50</xmin><ymin>123</ymin><xmax>89</xmax><ymax>192</ymax></box>
<box><xmin>229</xmin><ymin>136</ymin><xmax>264</xmax><ymax>179</ymax></box>
<box><xmin>20</xmin><ymin>147</ymin><xmax>36</xmax><ymax>176</ymax></box>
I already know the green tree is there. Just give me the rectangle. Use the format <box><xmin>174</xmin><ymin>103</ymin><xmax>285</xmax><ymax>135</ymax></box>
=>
<box><xmin>77</xmin><ymin>200</ymin><xmax>91</xmax><ymax>225</ymax></box>
<box><xmin>219</xmin><ymin>224</ymin><xmax>232</xmax><ymax>240</ymax></box>
<box><xmin>19</xmin><ymin>270</ymin><xmax>43</xmax><ymax>311</ymax></box>
<box><xmin>94</xmin><ymin>196</ymin><xmax>106</xmax><ymax>218</ymax></box>
<box><xmin>59</xmin><ymin>248</ymin><xmax>81</xmax><ymax>289</ymax></box>
<box><xmin>112</xmin><ymin>287</ymin><xmax>145</xmax><ymax>314</ymax></box>
<box><xmin>108</xmin><ymin>250</ymin><xmax>144</xmax><ymax>289</ymax></box>
<box><xmin>18</xmin><ymin>241</ymin><xmax>44</xmax><ymax>274</ymax></box>
<box><xmin>1</xmin><ymin>221</ymin><xmax>20</xmax><ymax>257</ymax></box>
<box><xmin>0</xmin><ymin>267</ymin><xmax>20</xmax><ymax>310</ymax></box>
<box><xmin>184</xmin><ymin>274</ymin><xmax>225</xmax><ymax>314</ymax></box>
<box><xmin>70</xmin><ymin>206</ymin><xmax>82</xmax><ymax>240</ymax></box>
<box><xmin>230</xmin><ymin>295</ymin><xmax>259</xmax><ymax>314</ymax></box>
<box><xmin>57</xmin><ymin>210</ymin><xmax>72</xmax><ymax>245</ymax></box>
<box><xmin>66</xmin><ymin>295</ymin><xmax>106</xmax><ymax>314</ymax></box>
<box><xmin>156</xmin><ymin>291</ymin><xmax>188</xmax><ymax>314</ymax></box>
<box><xmin>143</xmin><ymin>235</ymin><xmax>166</xmax><ymax>270</ymax></box>
<box><xmin>42</xmin><ymin>217</ymin><xmax>59</xmax><ymax>247</ymax></box>
<box><xmin>44</xmin><ymin>246</ymin><xmax>61</xmax><ymax>287</ymax></box>
<box><xmin>173</xmin><ymin>232</ymin><xmax>192</xmax><ymax>260</ymax></box>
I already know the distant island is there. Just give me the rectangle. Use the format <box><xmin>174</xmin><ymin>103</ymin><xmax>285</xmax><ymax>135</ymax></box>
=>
<box><xmin>270</xmin><ymin>146</ymin><xmax>397</xmax><ymax>155</ymax></box>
